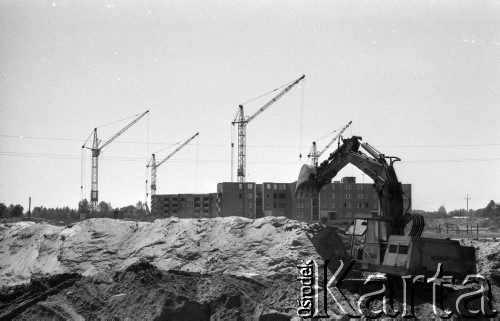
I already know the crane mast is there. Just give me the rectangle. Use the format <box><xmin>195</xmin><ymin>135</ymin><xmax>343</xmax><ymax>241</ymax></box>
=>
<box><xmin>147</xmin><ymin>132</ymin><xmax>199</xmax><ymax>212</ymax></box>
<box><xmin>83</xmin><ymin>110</ymin><xmax>149</xmax><ymax>212</ymax></box>
<box><xmin>232</xmin><ymin>74</ymin><xmax>305</xmax><ymax>182</ymax></box>
<box><xmin>308</xmin><ymin>120</ymin><xmax>352</xmax><ymax>166</ymax></box>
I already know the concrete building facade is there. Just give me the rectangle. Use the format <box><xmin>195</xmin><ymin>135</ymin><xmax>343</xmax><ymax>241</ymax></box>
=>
<box><xmin>151</xmin><ymin>177</ymin><xmax>411</xmax><ymax>222</ymax></box>
<box><xmin>151</xmin><ymin>193</ymin><xmax>217</xmax><ymax>218</ymax></box>
<box><xmin>294</xmin><ymin>177</ymin><xmax>411</xmax><ymax>224</ymax></box>
<box><xmin>259</xmin><ymin>182</ymin><xmax>295</xmax><ymax>219</ymax></box>
<box><xmin>216</xmin><ymin>182</ymin><xmax>256</xmax><ymax>218</ymax></box>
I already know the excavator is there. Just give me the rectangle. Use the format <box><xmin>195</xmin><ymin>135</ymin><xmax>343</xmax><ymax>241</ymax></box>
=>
<box><xmin>296</xmin><ymin>135</ymin><xmax>476</xmax><ymax>279</ymax></box>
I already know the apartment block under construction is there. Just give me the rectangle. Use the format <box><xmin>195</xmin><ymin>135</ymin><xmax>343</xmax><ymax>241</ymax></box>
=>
<box><xmin>151</xmin><ymin>176</ymin><xmax>411</xmax><ymax>224</ymax></box>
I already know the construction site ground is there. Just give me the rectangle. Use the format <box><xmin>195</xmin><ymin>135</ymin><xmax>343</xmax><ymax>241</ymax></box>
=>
<box><xmin>0</xmin><ymin>217</ymin><xmax>499</xmax><ymax>320</ymax></box>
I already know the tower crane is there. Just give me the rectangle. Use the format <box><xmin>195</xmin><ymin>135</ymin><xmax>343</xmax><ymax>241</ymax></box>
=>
<box><xmin>146</xmin><ymin>132</ymin><xmax>199</xmax><ymax>213</ymax></box>
<box><xmin>307</xmin><ymin>120</ymin><xmax>352</xmax><ymax>166</ymax></box>
<box><xmin>231</xmin><ymin>74</ymin><xmax>305</xmax><ymax>182</ymax></box>
<box><xmin>82</xmin><ymin>110</ymin><xmax>149</xmax><ymax>211</ymax></box>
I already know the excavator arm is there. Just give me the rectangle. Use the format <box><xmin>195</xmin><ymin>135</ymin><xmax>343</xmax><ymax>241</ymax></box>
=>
<box><xmin>296</xmin><ymin>136</ymin><xmax>423</xmax><ymax>236</ymax></box>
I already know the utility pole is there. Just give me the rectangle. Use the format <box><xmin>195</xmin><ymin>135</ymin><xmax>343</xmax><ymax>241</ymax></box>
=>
<box><xmin>465</xmin><ymin>194</ymin><xmax>471</xmax><ymax>220</ymax></box>
<box><xmin>28</xmin><ymin>197</ymin><xmax>31</xmax><ymax>221</ymax></box>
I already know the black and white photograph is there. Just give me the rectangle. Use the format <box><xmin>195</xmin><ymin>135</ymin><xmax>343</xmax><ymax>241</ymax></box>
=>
<box><xmin>1</xmin><ymin>1</ymin><xmax>499</xmax><ymax>319</ymax></box>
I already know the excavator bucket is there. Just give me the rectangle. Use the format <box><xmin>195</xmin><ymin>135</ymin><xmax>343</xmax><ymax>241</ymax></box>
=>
<box><xmin>295</xmin><ymin>164</ymin><xmax>320</xmax><ymax>195</ymax></box>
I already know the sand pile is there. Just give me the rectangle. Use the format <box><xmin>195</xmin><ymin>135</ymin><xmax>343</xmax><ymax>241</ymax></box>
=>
<box><xmin>0</xmin><ymin>217</ymin><xmax>350</xmax><ymax>319</ymax></box>
<box><xmin>0</xmin><ymin>217</ymin><xmax>348</xmax><ymax>287</ymax></box>
<box><xmin>461</xmin><ymin>238</ymin><xmax>500</xmax><ymax>283</ymax></box>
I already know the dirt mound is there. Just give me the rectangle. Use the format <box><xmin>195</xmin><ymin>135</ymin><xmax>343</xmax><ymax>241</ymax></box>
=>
<box><xmin>0</xmin><ymin>217</ymin><xmax>351</xmax><ymax>319</ymax></box>
<box><xmin>0</xmin><ymin>217</ymin><xmax>349</xmax><ymax>287</ymax></box>
<box><xmin>461</xmin><ymin>238</ymin><xmax>500</xmax><ymax>284</ymax></box>
<box><xmin>0</xmin><ymin>259</ymin><xmax>303</xmax><ymax>320</ymax></box>
<box><xmin>2</xmin><ymin>218</ymin><xmax>500</xmax><ymax>319</ymax></box>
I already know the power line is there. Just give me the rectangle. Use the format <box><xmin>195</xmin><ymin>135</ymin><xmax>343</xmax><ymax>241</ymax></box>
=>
<box><xmin>1</xmin><ymin>134</ymin><xmax>500</xmax><ymax>149</ymax></box>
<box><xmin>1</xmin><ymin>151</ymin><xmax>499</xmax><ymax>164</ymax></box>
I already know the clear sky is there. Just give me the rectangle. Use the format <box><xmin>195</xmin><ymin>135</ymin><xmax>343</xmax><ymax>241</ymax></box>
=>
<box><xmin>1</xmin><ymin>0</ymin><xmax>499</xmax><ymax>212</ymax></box>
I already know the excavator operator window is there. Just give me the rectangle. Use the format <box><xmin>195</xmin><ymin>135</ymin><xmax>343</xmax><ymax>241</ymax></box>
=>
<box><xmin>389</xmin><ymin>245</ymin><xmax>398</xmax><ymax>253</ymax></box>
<box><xmin>398</xmin><ymin>245</ymin><xmax>409</xmax><ymax>254</ymax></box>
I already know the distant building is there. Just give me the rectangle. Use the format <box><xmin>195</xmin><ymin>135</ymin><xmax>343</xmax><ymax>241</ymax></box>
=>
<box><xmin>151</xmin><ymin>193</ymin><xmax>217</xmax><ymax>218</ymax></box>
<box><xmin>294</xmin><ymin>176</ymin><xmax>411</xmax><ymax>224</ymax></box>
<box><xmin>216</xmin><ymin>182</ymin><xmax>256</xmax><ymax>218</ymax></box>
<box><xmin>151</xmin><ymin>177</ymin><xmax>411</xmax><ymax>223</ymax></box>
<box><xmin>259</xmin><ymin>182</ymin><xmax>295</xmax><ymax>219</ymax></box>
<box><xmin>218</xmin><ymin>177</ymin><xmax>411</xmax><ymax>223</ymax></box>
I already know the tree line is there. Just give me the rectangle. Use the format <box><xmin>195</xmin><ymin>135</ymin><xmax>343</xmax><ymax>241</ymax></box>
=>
<box><xmin>0</xmin><ymin>199</ymin><xmax>148</xmax><ymax>223</ymax></box>
<box><xmin>416</xmin><ymin>200</ymin><xmax>500</xmax><ymax>219</ymax></box>
<box><xmin>0</xmin><ymin>203</ymin><xmax>24</xmax><ymax>218</ymax></box>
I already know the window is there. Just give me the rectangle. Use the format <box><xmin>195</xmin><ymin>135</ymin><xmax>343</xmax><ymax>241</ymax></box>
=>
<box><xmin>356</xmin><ymin>203</ymin><xmax>360</xmax><ymax>208</ymax></box>
<box><xmin>239</xmin><ymin>193</ymin><xmax>242</xmax><ymax>199</ymax></box>
<box><xmin>347</xmin><ymin>184</ymin><xmax>351</xmax><ymax>190</ymax></box>
<box><xmin>348</xmin><ymin>203</ymin><xmax>352</xmax><ymax>208</ymax></box>
<box><xmin>357</xmin><ymin>194</ymin><xmax>363</xmax><ymax>199</ymax></box>
<box><xmin>365</xmin><ymin>203</ymin><xmax>369</xmax><ymax>208</ymax></box>
<box><xmin>329</xmin><ymin>212</ymin><xmax>337</xmax><ymax>220</ymax></box>
<box><xmin>345</xmin><ymin>212</ymin><xmax>352</xmax><ymax>217</ymax></box>
<box><xmin>273</xmin><ymin>203</ymin><xmax>277</xmax><ymax>208</ymax></box>
<box><xmin>398</xmin><ymin>245</ymin><xmax>409</xmax><ymax>254</ymax></box>
<box><xmin>266</xmin><ymin>184</ymin><xmax>271</xmax><ymax>189</ymax></box>
<box><xmin>345</xmin><ymin>194</ymin><xmax>351</xmax><ymax>199</ymax></box>
<box><xmin>373</xmin><ymin>203</ymin><xmax>378</xmax><ymax>209</ymax></box>
<box><xmin>274</xmin><ymin>184</ymin><xmax>277</xmax><ymax>190</ymax></box>
<box><xmin>279</xmin><ymin>184</ymin><xmax>286</xmax><ymax>190</ymax></box>
<box><xmin>357</xmin><ymin>185</ymin><xmax>363</xmax><ymax>190</ymax></box>
<box><xmin>331</xmin><ymin>203</ymin><xmax>335</xmax><ymax>209</ymax></box>
<box><xmin>279</xmin><ymin>193</ymin><xmax>286</xmax><ymax>199</ymax></box>
<box><xmin>248</xmin><ymin>184</ymin><xmax>253</xmax><ymax>189</ymax></box>
<box><xmin>247</xmin><ymin>193</ymin><xmax>253</xmax><ymax>198</ymax></box>
<box><xmin>344</xmin><ymin>203</ymin><xmax>347</xmax><ymax>208</ymax></box>
<box><xmin>332</xmin><ymin>193</ymin><xmax>335</xmax><ymax>199</ymax></box>
<box><xmin>266</xmin><ymin>194</ymin><xmax>271</xmax><ymax>199</ymax></box>
<box><xmin>239</xmin><ymin>184</ymin><xmax>243</xmax><ymax>190</ymax></box>
<box><xmin>279</xmin><ymin>203</ymin><xmax>285</xmax><ymax>208</ymax></box>
<box><xmin>249</xmin><ymin>203</ymin><xmax>252</xmax><ymax>208</ymax></box>
<box><xmin>389</xmin><ymin>245</ymin><xmax>398</xmax><ymax>253</ymax></box>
